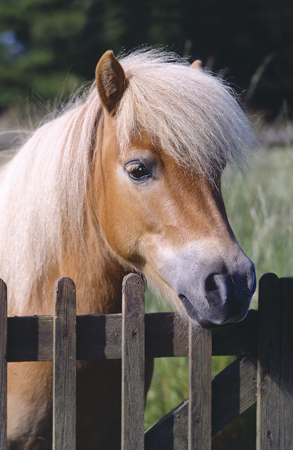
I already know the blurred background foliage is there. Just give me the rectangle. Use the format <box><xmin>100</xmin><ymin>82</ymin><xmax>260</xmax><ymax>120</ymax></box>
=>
<box><xmin>0</xmin><ymin>0</ymin><xmax>293</xmax><ymax>117</ymax></box>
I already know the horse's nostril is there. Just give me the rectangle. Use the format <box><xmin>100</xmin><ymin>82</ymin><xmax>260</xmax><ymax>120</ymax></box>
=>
<box><xmin>205</xmin><ymin>273</ymin><xmax>219</xmax><ymax>292</ymax></box>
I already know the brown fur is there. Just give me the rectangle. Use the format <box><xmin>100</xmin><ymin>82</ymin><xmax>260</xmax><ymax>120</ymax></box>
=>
<box><xmin>6</xmin><ymin>51</ymin><xmax>255</xmax><ymax>449</ymax></box>
<box><xmin>95</xmin><ymin>50</ymin><xmax>126</xmax><ymax>115</ymax></box>
<box><xmin>191</xmin><ymin>59</ymin><xmax>202</xmax><ymax>69</ymax></box>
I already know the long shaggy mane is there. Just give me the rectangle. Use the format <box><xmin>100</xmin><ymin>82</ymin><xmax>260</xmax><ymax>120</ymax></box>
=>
<box><xmin>117</xmin><ymin>49</ymin><xmax>256</xmax><ymax>176</ymax></box>
<box><xmin>0</xmin><ymin>48</ymin><xmax>256</xmax><ymax>313</ymax></box>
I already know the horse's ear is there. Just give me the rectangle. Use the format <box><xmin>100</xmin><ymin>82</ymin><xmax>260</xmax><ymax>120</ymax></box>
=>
<box><xmin>191</xmin><ymin>60</ymin><xmax>202</xmax><ymax>70</ymax></box>
<box><xmin>96</xmin><ymin>51</ymin><xmax>126</xmax><ymax>115</ymax></box>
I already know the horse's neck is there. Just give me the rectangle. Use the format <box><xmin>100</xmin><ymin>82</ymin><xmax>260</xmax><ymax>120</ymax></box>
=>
<box><xmin>60</xmin><ymin>221</ymin><xmax>131</xmax><ymax>316</ymax></box>
<box><xmin>15</xmin><ymin>220</ymin><xmax>130</xmax><ymax>317</ymax></box>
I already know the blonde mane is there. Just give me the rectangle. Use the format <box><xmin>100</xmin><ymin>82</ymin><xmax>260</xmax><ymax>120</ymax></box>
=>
<box><xmin>0</xmin><ymin>49</ymin><xmax>256</xmax><ymax>313</ymax></box>
<box><xmin>117</xmin><ymin>49</ymin><xmax>256</xmax><ymax>175</ymax></box>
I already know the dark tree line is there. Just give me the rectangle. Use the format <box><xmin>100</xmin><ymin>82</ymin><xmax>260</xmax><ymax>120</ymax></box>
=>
<box><xmin>0</xmin><ymin>0</ymin><xmax>293</xmax><ymax>117</ymax></box>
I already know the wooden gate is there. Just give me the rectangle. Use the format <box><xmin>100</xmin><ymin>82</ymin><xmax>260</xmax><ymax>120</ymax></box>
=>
<box><xmin>0</xmin><ymin>273</ymin><xmax>293</xmax><ymax>449</ymax></box>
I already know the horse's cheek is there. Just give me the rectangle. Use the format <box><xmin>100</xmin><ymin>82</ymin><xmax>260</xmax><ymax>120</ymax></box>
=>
<box><xmin>97</xmin><ymin>194</ymin><xmax>136</xmax><ymax>259</ymax></box>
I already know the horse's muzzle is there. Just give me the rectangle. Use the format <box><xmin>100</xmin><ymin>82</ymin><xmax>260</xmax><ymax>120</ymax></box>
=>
<box><xmin>177</xmin><ymin>261</ymin><xmax>256</xmax><ymax>327</ymax></box>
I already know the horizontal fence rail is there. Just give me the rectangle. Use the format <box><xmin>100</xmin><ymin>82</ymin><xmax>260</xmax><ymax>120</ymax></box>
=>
<box><xmin>0</xmin><ymin>273</ymin><xmax>292</xmax><ymax>449</ymax></box>
<box><xmin>5</xmin><ymin>310</ymin><xmax>258</xmax><ymax>362</ymax></box>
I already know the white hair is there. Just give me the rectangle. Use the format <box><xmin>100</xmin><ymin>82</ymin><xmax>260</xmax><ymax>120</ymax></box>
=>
<box><xmin>117</xmin><ymin>49</ymin><xmax>256</xmax><ymax>176</ymax></box>
<box><xmin>0</xmin><ymin>48</ymin><xmax>256</xmax><ymax>313</ymax></box>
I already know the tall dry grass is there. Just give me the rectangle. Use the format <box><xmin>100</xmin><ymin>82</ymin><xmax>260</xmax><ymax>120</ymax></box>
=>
<box><xmin>223</xmin><ymin>146</ymin><xmax>293</xmax><ymax>280</ymax></box>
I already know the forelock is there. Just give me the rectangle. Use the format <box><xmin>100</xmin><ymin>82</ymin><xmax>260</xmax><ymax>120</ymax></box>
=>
<box><xmin>115</xmin><ymin>49</ymin><xmax>256</xmax><ymax>180</ymax></box>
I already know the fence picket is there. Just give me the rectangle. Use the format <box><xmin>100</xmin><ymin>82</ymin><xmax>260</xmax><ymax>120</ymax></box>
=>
<box><xmin>0</xmin><ymin>280</ymin><xmax>7</xmax><ymax>450</ymax></box>
<box><xmin>257</xmin><ymin>274</ymin><xmax>293</xmax><ymax>448</ymax></box>
<box><xmin>188</xmin><ymin>323</ymin><xmax>212</xmax><ymax>450</ymax></box>
<box><xmin>53</xmin><ymin>277</ymin><xmax>76</xmax><ymax>450</ymax></box>
<box><xmin>121</xmin><ymin>273</ymin><xmax>145</xmax><ymax>450</ymax></box>
<box><xmin>279</xmin><ymin>278</ymin><xmax>293</xmax><ymax>449</ymax></box>
<box><xmin>257</xmin><ymin>273</ymin><xmax>282</xmax><ymax>450</ymax></box>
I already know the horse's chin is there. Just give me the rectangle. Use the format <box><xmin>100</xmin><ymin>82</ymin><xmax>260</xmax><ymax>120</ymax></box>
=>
<box><xmin>178</xmin><ymin>292</ymin><xmax>250</xmax><ymax>328</ymax></box>
<box><xmin>178</xmin><ymin>294</ymin><xmax>215</xmax><ymax>328</ymax></box>
<box><xmin>143</xmin><ymin>264</ymin><xmax>251</xmax><ymax>328</ymax></box>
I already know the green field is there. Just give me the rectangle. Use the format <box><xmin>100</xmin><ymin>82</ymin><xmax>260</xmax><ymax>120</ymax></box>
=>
<box><xmin>144</xmin><ymin>145</ymin><xmax>293</xmax><ymax>448</ymax></box>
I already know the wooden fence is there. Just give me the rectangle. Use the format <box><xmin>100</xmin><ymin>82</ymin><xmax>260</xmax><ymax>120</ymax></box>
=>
<box><xmin>0</xmin><ymin>272</ymin><xmax>293</xmax><ymax>449</ymax></box>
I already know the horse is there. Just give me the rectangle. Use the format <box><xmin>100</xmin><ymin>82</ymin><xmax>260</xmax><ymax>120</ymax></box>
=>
<box><xmin>2</xmin><ymin>48</ymin><xmax>256</xmax><ymax>449</ymax></box>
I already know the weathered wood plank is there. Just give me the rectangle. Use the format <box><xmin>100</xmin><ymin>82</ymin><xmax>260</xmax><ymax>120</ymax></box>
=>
<box><xmin>212</xmin><ymin>356</ymin><xmax>257</xmax><ymax>435</ymax></box>
<box><xmin>279</xmin><ymin>278</ymin><xmax>293</xmax><ymax>449</ymax></box>
<box><xmin>145</xmin><ymin>400</ymin><xmax>189</xmax><ymax>450</ymax></box>
<box><xmin>212</xmin><ymin>309</ymin><xmax>258</xmax><ymax>356</ymax></box>
<box><xmin>6</xmin><ymin>309</ymin><xmax>258</xmax><ymax>362</ymax></box>
<box><xmin>145</xmin><ymin>313</ymin><xmax>188</xmax><ymax>357</ymax></box>
<box><xmin>188</xmin><ymin>324</ymin><xmax>212</xmax><ymax>450</ymax></box>
<box><xmin>145</xmin><ymin>356</ymin><xmax>257</xmax><ymax>449</ymax></box>
<box><xmin>121</xmin><ymin>274</ymin><xmax>145</xmax><ymax>450</ymax></box>
<box><xmin>257</xmin><ymin>273</ymin><xmax>281</xmax><ymax>450</ymax></box>
<box><xmin>53</xmin><ymin>278</ymin><xmax>76</xmax><ymax>450</ymax></box>
<box><xmin>0</xmin><ymin>280</ymin><xmax>7</xmax><ymax>450</ymax></box>
<box><xmin>77</xmin><ymin>314</ymin><xmax>122</xmax><ymax>359</ymax></box>
<box><xmin>7</xmin><ymin>315</ymin><xmax>53</xmax><ymax>361</ymax></box>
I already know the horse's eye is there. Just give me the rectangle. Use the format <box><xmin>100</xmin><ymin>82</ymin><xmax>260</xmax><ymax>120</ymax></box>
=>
<box><xmin>127</xmin><ymin>163</ymin><xmax>150</xmax><ymax>180</ymax></box>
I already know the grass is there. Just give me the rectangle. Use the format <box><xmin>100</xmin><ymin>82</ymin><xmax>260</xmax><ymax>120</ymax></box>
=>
<box><xmin>144</xmin><ymin>145</ymin><xmax>293</xmax><ymax>448</ymax></box>
<box><xmin>222</xmin><ymin>146</ymin><xmax>293</xmax><ymax>280</ymax></box>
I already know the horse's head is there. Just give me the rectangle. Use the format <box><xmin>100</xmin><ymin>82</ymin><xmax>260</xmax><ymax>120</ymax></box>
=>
<box><xmin>94</xmin><ymin>50</ymin><xmax>256</xmax><ymax>327</ymax></box>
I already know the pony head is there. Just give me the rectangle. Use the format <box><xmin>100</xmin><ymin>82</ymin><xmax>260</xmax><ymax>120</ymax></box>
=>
<box><xmin>96</xmin><ymin>51</ymin><xmax>256</xmax><ymax>327</ymax></box>
<box><xmin>93</xmin><ymin>49</ymin><xmax>256</xmax><ymax>327</ymax></box>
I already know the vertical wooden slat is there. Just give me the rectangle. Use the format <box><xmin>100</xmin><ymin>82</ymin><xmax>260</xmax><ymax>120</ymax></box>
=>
<box><xmin>279</xmin><ymin>278</ymin><xmax>293</xmax><ymax>449</ymax></box>
<box><xmin>121</xmin><ymin>273</ymin><xmax>145</xmax><ymax>450</ymax></box>
<box><xmin>53</xmin><ymin>277</ymin><xmax>76</xmax><ymax>450</ymax></box>
<box><xmin>0</xmin><ymin>280</ymin><xmax>7</xmax><ymax>450</ymax></box>
<box><xmin>188</xmin><ymin>323</ymin><xmax>212</xmax><ymax>450</ymax></box>
<box><xmin>257</xmin><ymin>273</ymin><xmax>281</xmax><ymax>450</ymax></box>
